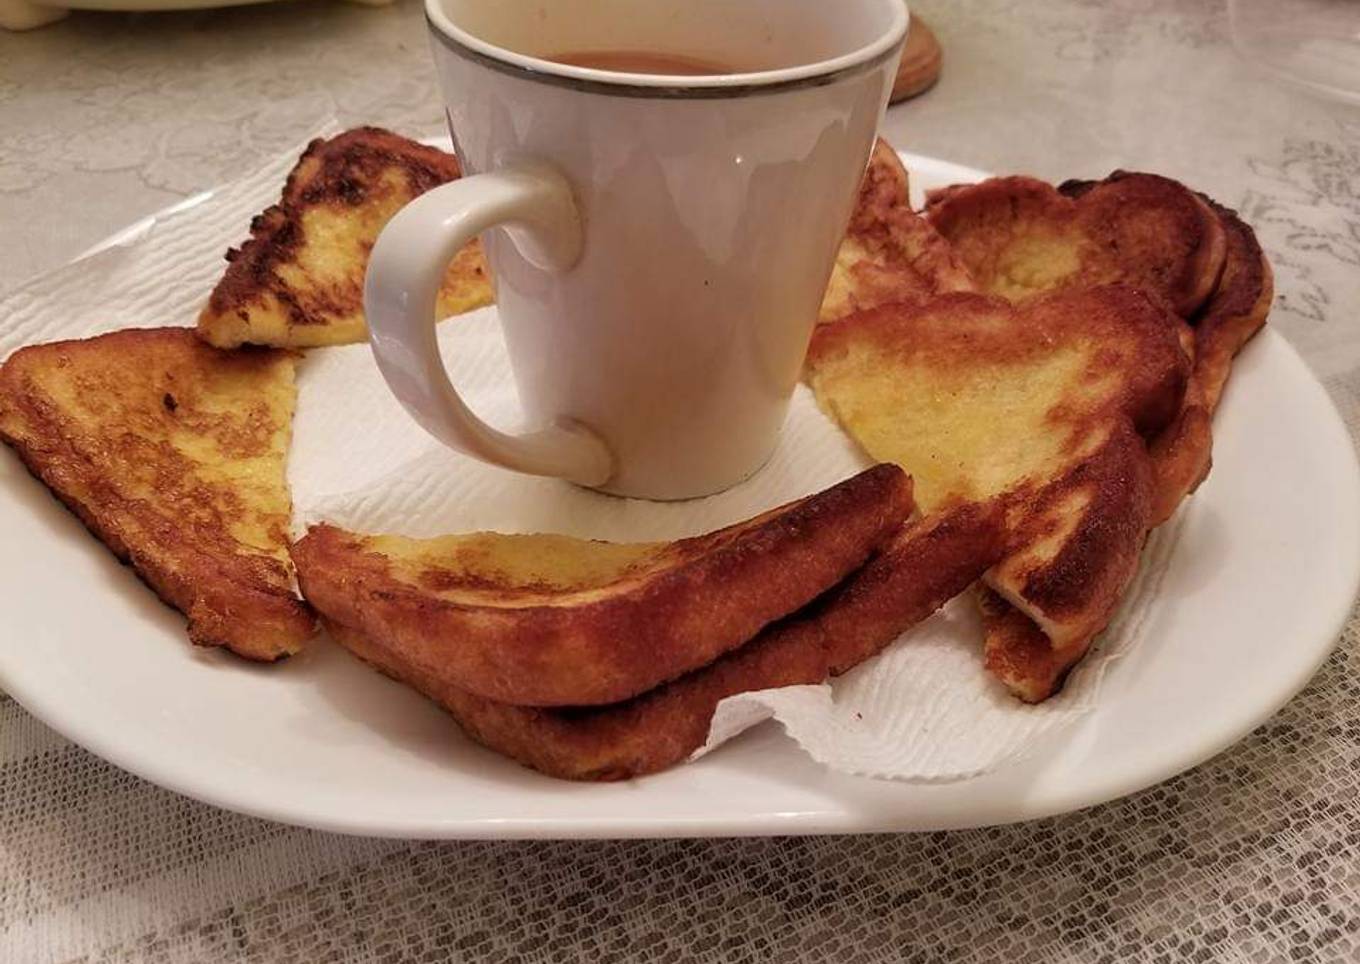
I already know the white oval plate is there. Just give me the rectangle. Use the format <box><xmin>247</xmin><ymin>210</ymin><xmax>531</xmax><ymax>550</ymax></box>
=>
<box><xmin>0</xmin><ymin>154</ymin><xmax>1356</xmax><ymax>839</ymax></box>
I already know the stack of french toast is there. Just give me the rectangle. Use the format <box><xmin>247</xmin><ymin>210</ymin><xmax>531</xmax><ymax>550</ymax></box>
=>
<box><xmin>0</xmin><ymin>126</ymin><xmax>1271</xmax><ymax>780</ymax></box>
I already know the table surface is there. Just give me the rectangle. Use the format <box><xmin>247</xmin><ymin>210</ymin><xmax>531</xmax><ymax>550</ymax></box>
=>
<box><xmin>3</xmin><ymin>1</ymin><xmax>1360</xmax><ymax>961</ymax></box>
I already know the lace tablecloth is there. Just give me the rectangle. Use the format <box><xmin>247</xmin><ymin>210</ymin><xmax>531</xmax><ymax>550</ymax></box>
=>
<box><xmin>3</xmin><ymin>1</ymin><xmax>1359</xmax><ymax>960</ymax></box>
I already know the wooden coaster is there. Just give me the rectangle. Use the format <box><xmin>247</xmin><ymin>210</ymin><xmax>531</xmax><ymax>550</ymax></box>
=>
<box><xmin>891</xmin><ymin>14</ymin><xmax>942</xmax><ymax>103</ymax></box>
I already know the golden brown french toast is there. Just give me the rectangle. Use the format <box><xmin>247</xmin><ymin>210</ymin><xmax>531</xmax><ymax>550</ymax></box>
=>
<box><xmin>819</xmin><ymin>139</ymin><xmax>974</xmax><ymax>325</ymax></box>
<box><xmin>982</xmin><ymin>422</ymin><xmax>1153</xmax><ymax>698</ymax></box>
<box><xmin>1144</xmin><ymin>374</ymin><xmax>1213</xmax><ymax>527</ymax></box>
<box><xmin>807</xmin><ymin>288</ymin><xmax>1188</xmax><ymax>510</ymax></box>
<box><xmin>292</xmin><ymin>464</ymin><xmax>914</xmax><ymax>707</ymax></box>
<box><xmin>975</xmin><ymin>585</ymin><xmax>1069</xmax><ymax>704</ymax></box>
<box><xmin>1134</xmin><ymin>199</ymin><xmax>1270</xmax><ymax>521</ymax></box>
<box><xmin>1187</xmin><ymin>198</ymin><xmax>1273</xmax><ymax>413</ymax></box>
<box><xmin>1046</xmin><ymin>179</ymin><xmax>1271</xmax><ymax>407</ymax></box>
<box><xmin>898</xmin><ymin>173</ymin><xmax>1270</xmax><ymax>697</ymax></box>
<box><xmin>197</xmin><ymin>127</ymin><xmax>493</xmax><ymax>349</ymax></box>
<box><xmin>933</xmin><ymin>171</ymin><xmax>1270</xmax><ymax>524</ymax></box>
<box><xmin>0</xmin><ymin>328</ymin><xmax>315</xmax><ymax>660</ymax></box>
<box><xmin>805</xmin><ymin>287</ymin><xmax>1189</xmax><ymax>700</ymax></box>
<box><xmin>925</xmin><ymin>172</ymin><xmax>1227</xmax><ymax>318</ymax></box>
<box><xmin>323</xmin><ymin>500</ymin><xmax>1004</xmax><ymax>781</ymax></box>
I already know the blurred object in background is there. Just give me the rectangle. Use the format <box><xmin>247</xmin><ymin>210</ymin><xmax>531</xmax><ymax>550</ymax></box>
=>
<box><xmin>0</xmin><ymin>0</ymin><xmax>392</xmax><ymax>32</ymax></box>
<box><xmin>1229</xmin><ymin>0</ymin><xmax>1360</xmax><ymax>106</ymax></box>
<box><xmin>0</xmin><ymin>0</ymin><xmax>67</xmax><ymax>28</ymax></box>
<box><xmin>891</xmin><ymin>12</ymin><xmax>941</xmax><ymax>102</ymax></box>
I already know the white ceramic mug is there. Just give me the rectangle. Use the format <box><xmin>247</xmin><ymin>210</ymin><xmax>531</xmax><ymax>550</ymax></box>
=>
<box><xmin>365</xmin><ymin>0</ymin><xmax>907</xmax><ymax>500</ymax></box>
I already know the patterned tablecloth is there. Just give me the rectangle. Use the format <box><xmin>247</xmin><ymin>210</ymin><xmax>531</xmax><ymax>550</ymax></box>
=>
<box><xmin>3</xmin><ymin>0</ymin><xmax>1360</xmax><ymax>960</ymax></box>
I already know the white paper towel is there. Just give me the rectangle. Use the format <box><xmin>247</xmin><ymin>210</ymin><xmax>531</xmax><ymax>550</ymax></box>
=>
<box><xmin>0</xmin><ymin>127</ymin><xmax>1185</xmax><ymax>783</ymax></box>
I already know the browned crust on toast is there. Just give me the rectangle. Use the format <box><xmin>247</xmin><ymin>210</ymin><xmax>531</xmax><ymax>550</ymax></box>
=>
<box><xmin>324</xmin><ymin>500</ymin><xmax>1006</xmax><ymax>780</ymax></box>
<box><xmin>0</xmin><ymin>328</ymin><xmax>315</xmax><ymax>660</ymax></box>
<box><xmin>807</xmin><ymin>285</ymin><xmax>1192</xmax><ymax>480</ymax></box>
<box><xmin>1192</xmin><ymin>199</ymin><xmax>1273</xmax><ymax>412</ymax></box>
<box><xmin>198</xmin><ymin>127</ymin><xmax>491</xmax><ymax>348</ymax></box>
<box><xmin>205</xmin><ymin>127</ymin><xmax>460</xmax><ymax>326</ymax></box>
<box><xmin>805</xmin><ymin>286</ymin><xmax>1186</xmax><ymax>701</ymax></box>
<box><xmin>987</xmin><ymin>422</ymin><xmax>1153</xmax><ymax>647</ymax></box>
<box><xmin>971</xmin><ymin>190</ymin><xmax>1271</xmax><ymax>698</ymax></box>
<box><xmin>979</xmin><ymin>422</ymin><xmax>1155</xmax><ymax>702</ymax></box>
<box><xmin>819</xmin><ymin>140</ymin><xmax>974</xmax><ymax>324</ymax></box>
<box><xmin>924</xmin><ymin>170</ymin><xmax>1267</xmax><ymax>530</ymax></box>
<box><xmin>977</xmin><ymin>586</ymin><xmax>1071</xmax><ymax>704</ymax></box>
<box><xmin>926</xmin><ymin>172</ymin><xmax>1227</xmax><ymax>319</ymax></box>
<box><xmin>1053</xmin><ymin>180</ymin><xmax>1271</xmax><ymax>522</ymax></box>
<box><xmin>815</xmin><ymin>169</ymin><xmax>1267</xmax><ymax>703</ymax></box>
<box><xmin>1134</xmin><ymin>336</ymin><xmax>1207</xmax><ymax>529</ymax></box>
<box><xmin>849</xmin><ymin>138</ymin><xmax>912</xmax><ymax>232</ymax></box>
<box><xmin>293</xmin><ymin>464</ymin><xmax>915</xmax><ymax>707</ymax></box>
<box><xmin>1138</xmin><ymin>201</ymin><xmax>1270</xmax><ymax>522</ymax></box>
<box><xmin>325</xmin><ymin>618</ymin><xmax>828</xmax><ymax>783</ymax></box>
<box><xmin>1145</xmin><ymin>380</ymin><xmax>1213</xmax><ymax>526</ymax></box>
<box><xmin>819</xmin><ymin>500</ymin><xmax>1009</xmax><ymax>674</ymax></box>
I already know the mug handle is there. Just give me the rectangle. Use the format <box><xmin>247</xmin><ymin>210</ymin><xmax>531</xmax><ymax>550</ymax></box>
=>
<box><xmin>364</xmin><ymin>162</ymin><xmax>614</xmax><ymax>487</ymax></box>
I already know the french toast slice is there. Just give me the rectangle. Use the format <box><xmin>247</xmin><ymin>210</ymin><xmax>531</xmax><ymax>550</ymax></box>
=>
<box><xmin>805</xmin><ymin>287</ymin><xmax>1189</xmax><ymax>700</ymax></box>
<box><xmin>1049</xmin><ymin>177</ymin><xmax>1270</xmax><ymax>518</ymax></box>
<box><xmin>924</xmin><ymin>172</ymin><xmax>1227</xmax><ymax>318</ymax></box>
<box><xmin>1047</xmin><ymin>178</ymin><xmax>1272</xmax><ymax>407</ymax></box>
<box><xmin>323</xmin><ymin>501</ymin><xmax>1005</xmax><ymax>781</ymax></box>
<box><xmin>914</xmin><ymin>175</ymin><xmax>1269</xmax><ymax>696</ymax></box>
<box><xmin>1133</xmin><ymin>200</ymin><xmax>1270</xmax><ymax>520</ymax></box>
<box><xmin>933</xmin><ymin>171</ymin><xmax>1270</xmax><ymax>523</ymax></box>
<box><xmin>1187</xmin><ymin>198</ymin><xmax>1273</xmax><ymax>413</ymax></box>
<box><xmin>806</xmin><ymin>288</ymin><xmax>1188</xmax><ymax>511</ymax></box>
<box><xmin>292</xmin><ymin>464</ymin><xmax>914</xmax><ymax>707</ymax></box>
<box><xmin>1142</xmin><ymin>373</ymin><xmax>1213</xmax><ymax>527</ymax></box>
<box><xmin>0</xmin><ymin>328</ymin><xmax>315</xmax><ymax>660</ymax></box>
<box><xmin>981</xmin><ymin>422</ymin><xmax>1154</xmax><ymax>698</ymax></box>
<box><xmin>197</xmin><ymin>127</ymin><xmax>493</xmax><ymax>349</ymax></box>
<box><xmin>819</xmin><ymin>139</ymin><xmax>974</xmax><ymax>325</ymax></box>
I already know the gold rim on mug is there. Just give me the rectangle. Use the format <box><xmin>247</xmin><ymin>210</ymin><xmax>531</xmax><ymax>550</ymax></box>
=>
<box><xmin>424</xmin><ymin>0</ymin><xmax>910</xmax><ymax>100</ymax></box>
